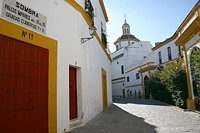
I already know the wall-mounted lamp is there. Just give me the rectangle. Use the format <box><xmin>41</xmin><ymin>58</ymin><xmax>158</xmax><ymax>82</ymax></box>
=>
<box><xmin>81</xmin><ymin>25</ymin><xmax>97</xmax><ymax>44</ymax></box>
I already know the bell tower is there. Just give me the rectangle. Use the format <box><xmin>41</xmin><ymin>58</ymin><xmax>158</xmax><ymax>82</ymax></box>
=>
<box><xmin>122</xmin><ymin>19</ymin><xmax>130</xmax><ymax>35</ymax></box>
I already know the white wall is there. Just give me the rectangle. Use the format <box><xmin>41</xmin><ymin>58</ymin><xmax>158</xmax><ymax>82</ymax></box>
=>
<box><xmin>111</xmin><ymin>56</ymin><xmax>125</xmax><ymax>79</ymax></box>
<box><xmin>112</xmin><ymin>82</ymin><xmax>125</xmax><ymax>97</ymax></box>
<box><xmin>125</xmin><ymin>41</ymin><xmax>153</xmax><ymax>70</ymax></box>
<box><xmin>121</xmin><ymin>41</ymin><xmax>129</xmax><ymax>48</ymax></box>
<box><xmin>153</xmin><ymin>37</ymin><xmax>180</xmax><ymax>66</ymax></box>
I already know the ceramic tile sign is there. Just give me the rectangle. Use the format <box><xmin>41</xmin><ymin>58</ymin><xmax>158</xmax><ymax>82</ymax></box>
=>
<box><xmin>1</xmin><ymin>0</ymin><xmax>47</xmax><ymax>35</ymax></box>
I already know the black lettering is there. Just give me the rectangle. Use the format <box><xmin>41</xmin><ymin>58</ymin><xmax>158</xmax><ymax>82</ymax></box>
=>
<box><xmin>32</xmin><ymin>11</ymin><xmax>35</xmax><ymax>16</ymax></box>
<box><xmin>18</xmin><ymin>11</ymin><xmax>30</xmax><ymax>20</ymax></box>
<box><xmin>14</xmin><ymin>2</ymin><xmax>38</xmax><ymax>17</ymax></box>
<box><xmin>6</xmin><ymin>12</ymin><xmax>20</xmax><ymax>22</ymax></box>
<box><xmin>20</xmin><ymin>4</ymin><xmax>24</xmax><ymax>10</ymax></box>
<box><xmin>5</xmin><ymin>4</ymin><xmax>9</xmax><ymax>9</ymax></box>
<box><xmin>15</xmin><ymin>2</ymin><xmax>20</xmax><ymax>8</ymax></box>
<box><xmin>36</xmin><ymin>13</ymin><xmax>39</xmax><ymax>18</ymax></box>
<box><xmin>29</xmin><ymin>33</ymin><xmax>33</xmax><ymax>40</ymax></box>
<box><xmin>22</xmin><ymin>31</ymin><xmax>27</xmax><ymax>38</ymax></box>
<box><xmin>24</xmin><ymin>6</ymin><xmax>28</xmax><ymax>12</ymax></box>
<box><xmin>21</xmin><ymin>19</ymin><xmax>24</xmax><ymax>23</ymax></box>
<box><xmin>5</xmin><ymin>4</ymin><xmax>17</xmax><ymax>14</ymax></box>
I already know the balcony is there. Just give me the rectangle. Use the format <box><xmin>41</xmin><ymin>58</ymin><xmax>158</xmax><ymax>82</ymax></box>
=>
<box><xmin>101</xmin><ymin>32</ymin><xmax>107</xmax><ymax>48</ymax></box>
<box><xmin>85</xmin><ymin>0</ymin><xmax>94</xmax><ymax>23</ymax></box>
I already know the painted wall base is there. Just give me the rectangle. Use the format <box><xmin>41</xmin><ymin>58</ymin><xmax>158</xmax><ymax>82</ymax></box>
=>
<box><xmin>142</xmin><ymin>94</ymin><xmax>145</xmax><ymax>99</ymax></box>
<box><xmin>150</xmin><ymin>93</ymin><xmax>153</xmax><ymax>100</ymax></box>
<box><xmin>187</xmin><ymin>98</ymin><xmax>196</xmax><ymax>110</ymax></box>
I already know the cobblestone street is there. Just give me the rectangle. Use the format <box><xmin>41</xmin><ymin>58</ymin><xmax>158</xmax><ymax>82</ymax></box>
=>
<box><xmin>68</xmin><ymin>99</ymin><xmax>200</xmax><ymax>133</ymax></box>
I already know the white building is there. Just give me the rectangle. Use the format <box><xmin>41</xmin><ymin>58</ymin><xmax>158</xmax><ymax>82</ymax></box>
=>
<box><xmin>111</xmin><ymin>20</ymin><xmax>182</xmax><ymax>99</ymax></box>
<box><xmin>0</xmin><ymin>0</ymin><xmax>112</xmax><ymax>132</ymax></box>
<box><xmin>111</xmin><ymin>20</ymin><xmax>153</xmax><ymax>99</ymax></box>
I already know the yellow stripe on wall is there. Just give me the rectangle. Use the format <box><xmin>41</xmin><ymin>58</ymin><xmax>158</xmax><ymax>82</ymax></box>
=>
<box><xmin>0</xmin><ymin>18</ymin><xmax>58</xmax><ymax>133</ymax></box>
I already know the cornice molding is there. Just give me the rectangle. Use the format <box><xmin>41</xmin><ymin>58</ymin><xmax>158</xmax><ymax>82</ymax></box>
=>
<box><xmin>99</xmin><ymin>0</ymin><xmax>109</xmax><ymax>22</ymax></box>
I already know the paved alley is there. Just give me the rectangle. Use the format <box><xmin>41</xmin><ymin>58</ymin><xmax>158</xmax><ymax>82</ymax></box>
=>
<box><xmin>68</xmin><ymin>99</ymin><xmax>200</xmax><ymax>133</ymax></box>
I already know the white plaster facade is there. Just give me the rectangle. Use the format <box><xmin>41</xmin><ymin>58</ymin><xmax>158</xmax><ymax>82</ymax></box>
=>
<box><xmin>111</xmin><ymin>20</ymin><xmax>153</xmax><ymax>98</ymax></box>
<box><xmin>0</xmin><ymin>0</ymin><xmax>112</xmax><ymax>132</ymax></box>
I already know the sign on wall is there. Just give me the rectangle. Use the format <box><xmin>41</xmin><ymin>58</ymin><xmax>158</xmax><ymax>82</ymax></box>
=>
<box><xmin>1</xmin><ymin>0</ymin><xmax>47</xmax><ymax>35</ymax></box>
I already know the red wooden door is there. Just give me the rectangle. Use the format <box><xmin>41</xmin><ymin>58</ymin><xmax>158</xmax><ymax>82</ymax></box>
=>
<box><xmin>69</xmin><ymin>67</ymin><xmax>77</xmax><ymax>120</ymax></box>
<box><xmin>0</xmin><ymin>34</ymin><xmax>49</xmax><ymax>133</ymax></box>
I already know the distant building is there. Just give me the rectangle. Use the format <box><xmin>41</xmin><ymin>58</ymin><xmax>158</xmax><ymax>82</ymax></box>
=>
<box><xmin>111</xmin><ymin>20</ymin><xmax>153</xmax><ymax>99</ymax></box>
<box><xmin>111</xmin><ymin>1</ymin><xmax>200</xmax><ymax>110</ymax></box>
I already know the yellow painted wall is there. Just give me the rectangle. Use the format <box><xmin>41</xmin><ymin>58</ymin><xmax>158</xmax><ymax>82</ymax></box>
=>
<box><xmin>0</xmin><ymin>18</ymin><xmax>58</xmax><ymax>133</ymax></box>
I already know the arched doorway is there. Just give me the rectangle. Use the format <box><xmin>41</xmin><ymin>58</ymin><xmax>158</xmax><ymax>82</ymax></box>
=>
<box><xmin>190</xmin><ymin>47</ymin><xmax>200</xmax><ymax>110</ymax></box>
<box><xmin>144</xmin><ymin>76</ymin><xmax>150</xmax><ymax>99</ymax></box>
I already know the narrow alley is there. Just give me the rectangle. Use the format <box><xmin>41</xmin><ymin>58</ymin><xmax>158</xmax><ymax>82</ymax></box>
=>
<box><xmin>68</xmin><ymin>99</ymin><xmax>200</xmax><ymax>133</ymax></box>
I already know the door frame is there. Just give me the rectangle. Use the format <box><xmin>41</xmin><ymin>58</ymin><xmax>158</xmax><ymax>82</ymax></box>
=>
<box><xmin>101</xmin><ymin>68</ymin><xmax>108</xmax><ymax>110</ymax></box>
<box><xmin>0</xmin><ymin>18</ymin><xmax>58</xmax><ymax>133</ymax></box>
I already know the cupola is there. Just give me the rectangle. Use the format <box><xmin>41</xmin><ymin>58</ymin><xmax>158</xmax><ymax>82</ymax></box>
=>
<box><xmin>122</xmin><ymin>20</ymin><xmax>130</xmax><ymax>35</ymax></box>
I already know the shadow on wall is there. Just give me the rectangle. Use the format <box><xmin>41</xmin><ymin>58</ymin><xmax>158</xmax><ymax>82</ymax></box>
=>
<box><xmin>67</xmin><ymin>103</ymin><xmax>157</xmax><ymax>133</ymax></box>
<box><xmin>113</xmin><ymin>98</ymin><xmax>170</xmax><ymax>106</ymax></box>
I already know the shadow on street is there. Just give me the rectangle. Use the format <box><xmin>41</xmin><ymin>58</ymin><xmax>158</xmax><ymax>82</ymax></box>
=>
<box><xmin>113</xmin><ymin>98</ymin><xmax>170</xmax><ymax>106</ymax></box>
<box><xmin>67</xmin><ymin>102</ymin><xmax>157</xmax><ymax>133</ymax></box>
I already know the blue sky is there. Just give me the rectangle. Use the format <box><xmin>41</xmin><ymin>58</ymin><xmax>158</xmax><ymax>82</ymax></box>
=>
<box><xmin>103</xmin><ymin>0</ymin><xmax>198</xmax><ymax>52</ymax></box>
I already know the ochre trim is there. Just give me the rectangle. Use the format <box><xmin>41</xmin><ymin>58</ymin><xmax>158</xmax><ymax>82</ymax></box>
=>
<box><xmin>112</xmin><ymin>77</ymin><xmax>125</xmax><ymax>81</ymax></box>
<box><xmin>0</xmin><ymin>18</ymin><xmax>57</xmax><ymax>133</ymax></box>
<box><xmin>125</xmin><ymin>62</ymin><xmax>155</xmax><ymax>74</ymax></box>
<box><xmin>65</xmin><ymin>0</ymin><xmax>112</xmax><ymax>62</ymax></box>
<box><xmin>95</xmin><ymin>31</ymin><xmax>112</xmax><ymax>62</ymax></box>
<box><xmin>101</xmin><ymin>68</ymin><xmax>108</xmax><ymax>110</ymax></box>
<box><xmin>138</xmin><ymin>65</ymin><xmax>156</xmax><ymax>73</ymax></box>
<box><xmin>175</xmin><ymin>16</ymin><xmax>200</xmax><ymax>46</ymax></box>
<box><xmin>126</xmin><ymin>84</ymin><xmax>142</xmax><ymax>88</ymax></box>
<box><xmin>114</xmin><ymin>38</ymin><xmax>140</xmax><ymax>45</ymax></box>
<box><xmin>65</xmin><ymin>0</ymin><xmax>93</xmax><ymax>26</ymax></box>
<box><xmin>99</xmin><ymin>0</ymin><xmax>109</xmax><ymax>22</ymax></box>
<box><xmin>187</xmin><ymin>99</ymin><xmax>196</xmax><ymax>109</ymax></box>
<box><xmin>112</xmin><ymin>80</ymin><xmax>125</xmax><ymax>84</ymax></box>
<box><xmin>140</xmin><ymin>73</ymin><xmax>145</xmax><ymax>99</ymax></box>
<box><xmin>156</xmin><ymin>58</ymin><xmax>178</xmax><ymax>67</ymax></box>
<box><xmin>177</xmin><ymin>3</ymin><xmax>200</xmax><ymax>34</ymax></box>
<box><xmin>183</xmin><ymin>49</ymin><xmax>193</xmax><ymax>100</ymax></box>
<box><xmin>125</xmin><ymin>66</ymin><xmax>140</xmax><ymax>74</ymax></box>
<box><xmin>152</xmin><ymin>33</ymin><xmax>178</xmax><ymax>51</ymax></box>
<box><xmin>140</xmin><ymin>62</ymin><xmax>155</xmax><ymax>68</ymax></box>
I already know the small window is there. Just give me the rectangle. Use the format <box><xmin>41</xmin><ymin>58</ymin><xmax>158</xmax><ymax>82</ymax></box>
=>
<box><xmin>136</xmin><ymin>73</ymin><xmax>140</xmax><ymax>79</ymax></box>
<box><xmin>117</xmin><ymin>61</ymin><xmax>119</xmax><ymax>65</ymax></box>
<box><xmin>144</xmin><ymin>56</ymin><xmax>147</xmax><ymax>59</ymax></box>
<box><xmin>178</xmin><ymin>45</ymin><xmax>183</xmax><ymax>57</ymax></box>
<box><xmin>167</xmin><ymin>47</ymin><xmax>172</xmax><ymax>60</ymax></box>
<box><xmin>116</xmin><ymin>45</ymin><xmax>119</xmax><ymax>50</ymax></box>
<box><xmin>158</xmin><ymin>51</ymin><xmax>162</xmax><ymax>64</ymax></box>
<box><xmin>127</xmin><ymin>76</ymin><xmax>129</xmax><ymax>82</ymax></box>
<box><xmin>121</xmin><ymin>65</ymin><xmax>124</xmax><ymax>74</ymax></box>
<box><xmin>123</xmin><ymin>83</ymin><xmax>124</xmax><ymax>86</ymax></box>
<box><xmin>127</xmin><ymin>29</ymin><xmax>129</xmax><ymax>34</ymax></box>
